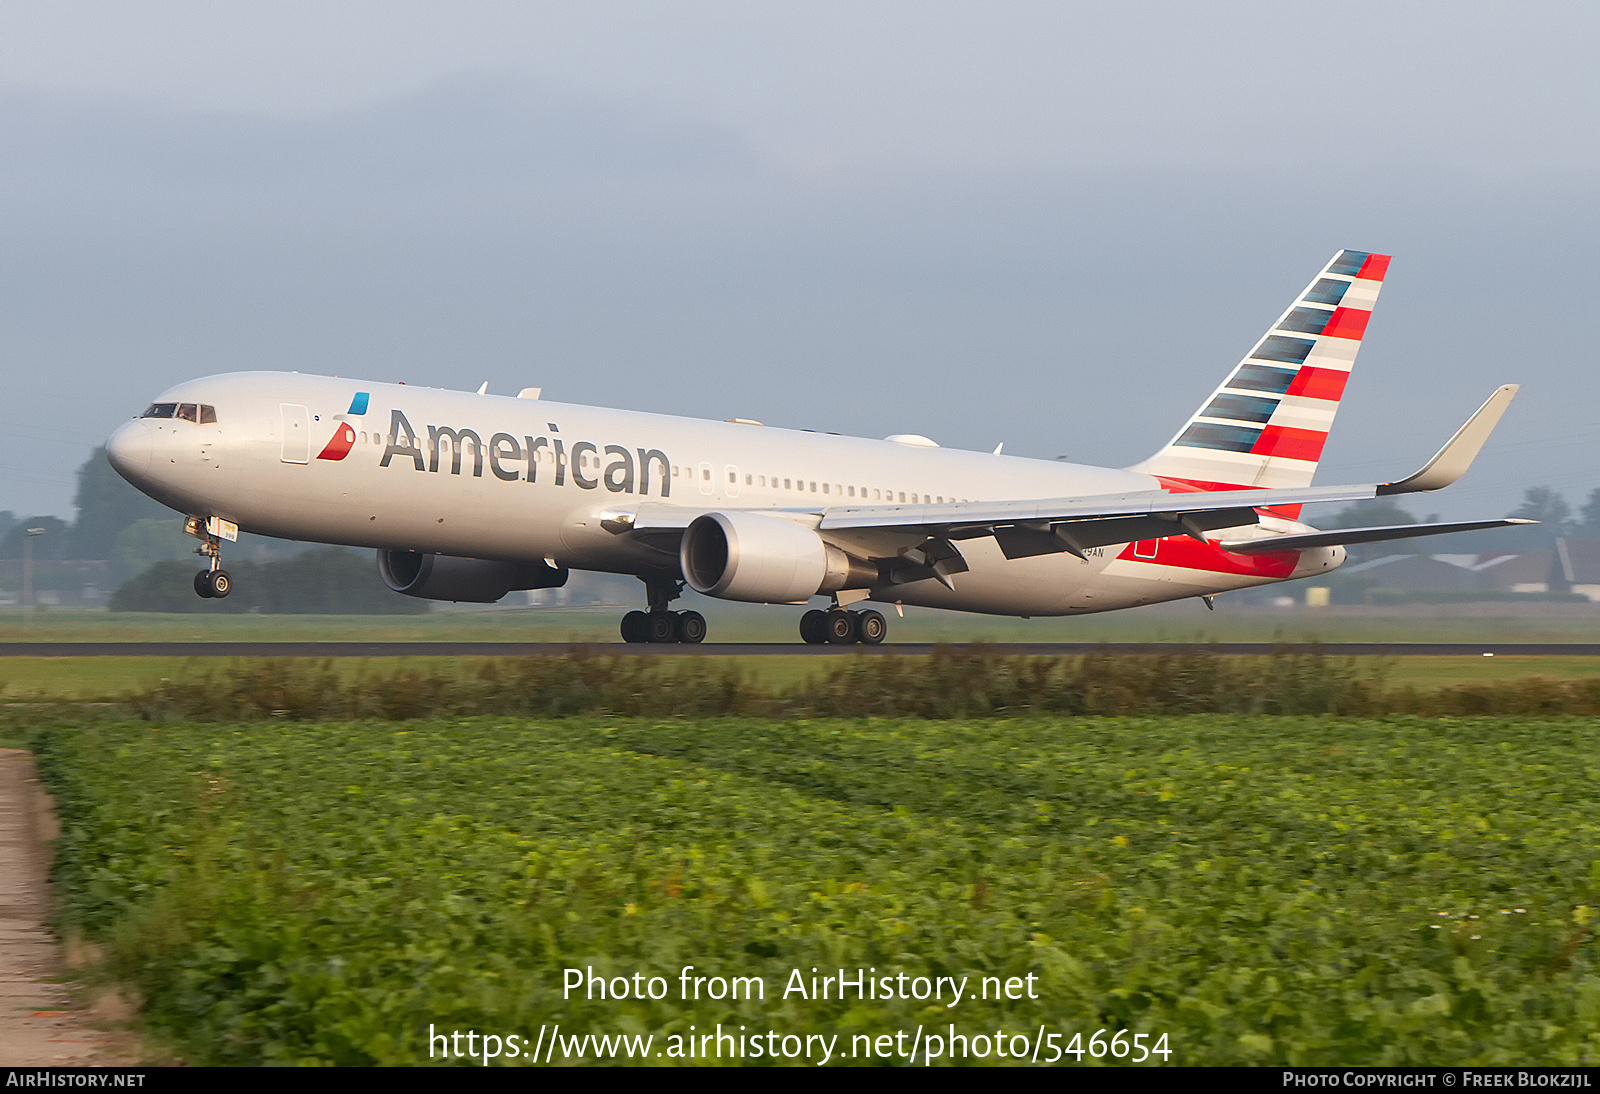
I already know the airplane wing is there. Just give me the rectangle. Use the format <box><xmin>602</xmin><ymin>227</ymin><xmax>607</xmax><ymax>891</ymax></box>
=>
<box><xmin>1218</xmin><ymin>518</ymin><xmax>1534</xmax><ymax>554</ymax></box>
<box><xmin>617</xmin><ymin>385</ymin><xmax>1520</xmax><ymax>584</ymax></box>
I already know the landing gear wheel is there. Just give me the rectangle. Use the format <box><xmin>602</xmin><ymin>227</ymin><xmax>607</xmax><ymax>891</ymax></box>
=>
<box><xmin>676</xmin><ymin>610</ymin><xmax>707</xmax><ymax>644</ymax></box>
<box><xmin>194</xmin><ymin>570</ymin><xmax>215</xmax><ymax>598</ymax></box>
<box><xmin>857</xmin><ymin>609</ymin><xmax>887</xmax><ymax>645</ymax></box>
<box><xmin>205</xmin><ymin>569</ymin><xmax>232</xmax><ymax>598</ymax></box>
<box><xmin>647</xmin><ymin>611</ymin><xmax>678</xmax><ymax>643</ymax></box>
<box><xmin>825</xmin><ymin>609</ymin><xmax>857</xmax><ymax>644</ymax></box>
<box><xmin>620</xmin><ymin>610</ymin><xmax>650</xmax><ymax>643</ymax></box>
<box><xmin>799</xmin><ymin>609</ymin><xmax>828</xmax><ymax>645</ymax></box>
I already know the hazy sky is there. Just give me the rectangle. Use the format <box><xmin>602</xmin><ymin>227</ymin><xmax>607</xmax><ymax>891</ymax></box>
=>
<box><xmin>4</xmin><ymin>2</ymin><xmax>1597</xmax><ymax>524</ymax></box>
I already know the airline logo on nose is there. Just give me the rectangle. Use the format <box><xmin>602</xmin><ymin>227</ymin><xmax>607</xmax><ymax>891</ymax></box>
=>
<box><xmin>316</xmin><ymin>392</ymin><xmax>369</xmax><ymax>461</ymax></box>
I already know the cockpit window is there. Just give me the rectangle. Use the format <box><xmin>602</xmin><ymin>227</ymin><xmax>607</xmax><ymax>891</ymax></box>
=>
<box><xmin>140</xmin><ymin>402</ymin><xmax>217</xmax><ymax>422</ymax></box>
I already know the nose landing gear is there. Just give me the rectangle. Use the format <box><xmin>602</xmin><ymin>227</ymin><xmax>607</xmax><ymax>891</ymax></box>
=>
<box><xmin>185</xmin><ymin>515</ymin><xmax>233</xmax><ymax>599</ymax></box>
<box><xmin>800</xmin><ymin>606</ymin><xmax>887</xmax><ymax>645</ymax></box>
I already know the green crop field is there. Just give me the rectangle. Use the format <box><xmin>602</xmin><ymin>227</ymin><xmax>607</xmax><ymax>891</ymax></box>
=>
<box><xmin>21</xmin><ymin>713</ymin><xmax>1599</xmax><ymax>1066</ymax></box>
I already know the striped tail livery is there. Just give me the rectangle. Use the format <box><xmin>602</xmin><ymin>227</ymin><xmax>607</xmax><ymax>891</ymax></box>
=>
<box><xmin>1131</xmin><ymin>249</ymin><xmax>1390</xmax><ymax>500</ymax></box>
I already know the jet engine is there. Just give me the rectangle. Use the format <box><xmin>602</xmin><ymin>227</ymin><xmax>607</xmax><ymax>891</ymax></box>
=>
<box><xmin>377</xmin><ymin>550</ymin><xmax>568</xmax><ymax>603</ymax></box>
<box><xmin>680</xmin><ymin>512</ymin><xmax>875</xmax><ymax>603</ymax></box>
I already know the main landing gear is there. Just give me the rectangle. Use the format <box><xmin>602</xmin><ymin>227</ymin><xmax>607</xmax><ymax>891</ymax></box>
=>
<box><xmin>620</xmin><ymin>576</ymin><xmax>706</xmax><ymax>644</ymax></box>
<box><xmin>620</xmin><ymin>608</ymin><xmax>706</xmax><ymax>644</ymax></box>
<box><xmin>799</xmin><ymin>607</ymin><xmax>887</xmax><ymax>645</ymax></box>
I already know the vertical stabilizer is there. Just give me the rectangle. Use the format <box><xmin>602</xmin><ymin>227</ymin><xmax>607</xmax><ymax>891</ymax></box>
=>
<box><xmin>1130</xmin><ymin>249</ymin><xmax>1390</xmax><ymax>496</ymax></box>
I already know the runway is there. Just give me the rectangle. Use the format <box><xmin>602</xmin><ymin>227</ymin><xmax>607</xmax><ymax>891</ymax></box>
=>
<box><xmin>3</xmin><ymin>642</ymin><xmax>1600</xmax><ymax>657</ymax></box>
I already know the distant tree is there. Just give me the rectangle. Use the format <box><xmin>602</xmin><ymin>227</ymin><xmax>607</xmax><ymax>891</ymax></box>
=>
<box><xmin>0</xmin><ymin>511</ymin><xmax>16</xmax><ymax>542</ymax></box>
<box><xmin>112</xmin><ymin>518</ymin><xmax>195</xmax><ymax>585</ymax></box>
<box><xmin>1578</xmin><ymin>488</ymin><xmax>1600</xmax><ymax>536</ymax></box>
<box><xmin>68</xmin><ymin>447</ymin><xmax>173</xmax><ymax>560</ymax></box>
<box><xmin>1326</xmin><ymin>499</ymin><xmax>1417</xmax><ymax>529</ymax></box>
<box><xmin>1509</xmin><ymin>487</ymin><xmax>1572</xmax><ymax>538</ymax></box>
<box><xmin>1322</xmin><ymin>499</ymin><xmax>1419</xmax><ymax>562</ymax></box>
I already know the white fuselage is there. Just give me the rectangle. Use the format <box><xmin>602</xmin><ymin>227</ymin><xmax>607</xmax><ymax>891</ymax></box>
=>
<box><xmin>105</xmin><ymin>372</ymin><xmax>1341</xmax><ymax>616</ymax></box>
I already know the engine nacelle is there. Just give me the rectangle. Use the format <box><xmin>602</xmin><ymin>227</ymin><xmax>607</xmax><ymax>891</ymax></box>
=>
<box><xmin>680</xmin><ymin>511</ymin><xmax>875</xmax><ymax>603</ymax></box>
<box><xmin>377</xmin><ymin>550</ymin><xmax>568</xmax><ymax>603</ymax></box>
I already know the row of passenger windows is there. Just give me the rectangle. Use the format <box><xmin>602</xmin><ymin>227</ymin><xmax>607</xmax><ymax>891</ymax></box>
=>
<box><xmin>687</xmin><ymin>465</ymin><xmax>965</xmax><ymax>504</ymax></box>
<box><xmin>142</xmin><ymin>403</ymin><xmax>218</xmax><ymax>423</ymax></box>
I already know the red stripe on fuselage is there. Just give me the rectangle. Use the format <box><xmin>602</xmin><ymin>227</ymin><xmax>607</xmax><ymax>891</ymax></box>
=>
<box><xmin>1150</xmin><ymin>477</ymin><xmax>1301</xmax><ymax>520</ymax></box>
<box><xmin>1115</xmin><ymin>537</ymin><xmax>1298</xmax><ymax>578</ymax></box>
<box><xmin>1154</xmin><ymin>475</ymin><xmax>1248</xmax><ymax>493</ymax></box>
<box><xmin>1286</xmin><ymin>366</ymin><xmax>1350</xmax><ymax>401</ymax></box>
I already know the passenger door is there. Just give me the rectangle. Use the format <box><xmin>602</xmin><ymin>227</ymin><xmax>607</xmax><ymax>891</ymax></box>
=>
<box><xmin>280</xmin><ymin>404</ymin><xmax>310</xmax><ymax>464</ymax></box>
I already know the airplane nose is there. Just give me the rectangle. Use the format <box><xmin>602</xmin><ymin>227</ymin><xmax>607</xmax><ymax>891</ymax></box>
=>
<box><xmin>105</xmin><ymin>420</ymin><xmax>153</xmax><ymax>482</ymax></box>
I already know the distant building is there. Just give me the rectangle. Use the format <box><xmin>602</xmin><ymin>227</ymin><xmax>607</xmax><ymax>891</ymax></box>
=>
<box><xmin>1474</xmin><ymin>550</ymin><xmax>1562</xmax><ymax>594</ymax></box>
<box><xmin>1339</xmin><ymin>554</ymin><xmax>1482</xmax><ymax>592</ymax></box>
<box><xmin>1557</xmin><ymin>538</ymin><xmax>1600</xmax><ymax>601</ymax></box>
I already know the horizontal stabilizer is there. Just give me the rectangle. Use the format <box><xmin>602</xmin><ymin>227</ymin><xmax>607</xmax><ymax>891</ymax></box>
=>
<box><xmin>1378</xmin><ymin>385</ymin><xmax>1519</xmax><ymax>495</ymax></box>
<box><xmin>1219</xmin><ymin>518</ymin><xmax>1536</xmax><ymax>554</ymax></box>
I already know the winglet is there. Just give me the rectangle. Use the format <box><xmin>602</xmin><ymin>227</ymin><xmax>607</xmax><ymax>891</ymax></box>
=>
<box><xmin>1377</xmin><ymin>385</ymin><xmax>1518</xmax><ymax>495</ymax></box>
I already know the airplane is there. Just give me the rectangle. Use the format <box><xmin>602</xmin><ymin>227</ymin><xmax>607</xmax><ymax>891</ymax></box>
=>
<box><xmin>104</xmin><ymin>249</ymin><xmax>1531</xmax><ymax>644</ymax></box>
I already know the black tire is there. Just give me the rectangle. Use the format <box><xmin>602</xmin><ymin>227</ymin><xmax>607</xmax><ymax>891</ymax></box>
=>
<box><xmin>207</xmin><ymin>569</ymin><xmax>232</xmax><ymax>598</ymax></box>
<box><xmin>676</xmin><ymin>610</ymin><xmax>707</xmax><ymax>644</ymax></box>
<box><xmin>620</xmin><ymin>610</ymin><xmax>649</xmax><ymax>643</ymax></box>
<box><xmin>194</xmin><ymin>570</ymin><xmax>215</xmax><ymax>599</ymax></box>
<box><xmin>799</xmin><ymin>609</ymin><xmax>828</xmax><ymax>644</ymax></box>
<box><xmin>647</xmin><ymin>611</ymin><xmax>678</xmax><ymax>643</ymax></box>
<box><xmin>825</xmin><ymin>609</ymin><xmax>857</xmax><ymax>644</ymax></box>
<box><xmin>857</xmin><ymin>609</ymin><xmax>887</xmax><ymax>645</ymax></box>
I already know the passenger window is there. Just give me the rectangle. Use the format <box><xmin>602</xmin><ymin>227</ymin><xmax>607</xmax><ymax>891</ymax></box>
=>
<box><xmin>703</xmin><ymin>467</ymin><xmax>710</xmax><ymax>481</ymax></box>
<box><xmin>784</xmin><ymin>478</ymin><xmax>791</xmax><ymax>489</ymax></box>
<box><xmin>199</xmin><ymin>405</ymin><xmax>217</xmax><ymax>424</ymax></box>
<box><xmin>822</xmin><ymin>483</ymin><xmax>829</xmax><ymax>494</ymax></box>
<box><xmin>898</xmin><ymin>492</ymin><xmax>906</xmax><ymax>502</ymax></box>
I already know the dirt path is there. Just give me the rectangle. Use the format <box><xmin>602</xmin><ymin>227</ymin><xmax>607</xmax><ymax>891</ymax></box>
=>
<box><xmin>0</xmin><ymin>748</ymin><xmax>140</xmax><ymax>1065</ymax></box>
